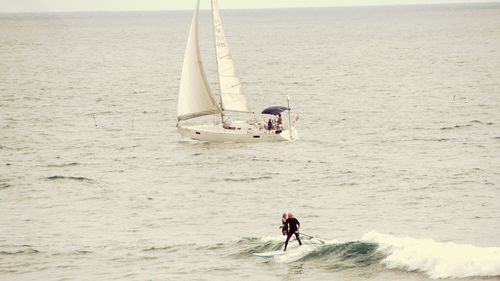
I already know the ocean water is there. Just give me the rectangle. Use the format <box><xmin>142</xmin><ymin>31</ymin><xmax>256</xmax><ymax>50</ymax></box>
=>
<box><xmin>1</xmin><ymin>3</ymin><xmax>500</xmax><ymax>281</ymax></box>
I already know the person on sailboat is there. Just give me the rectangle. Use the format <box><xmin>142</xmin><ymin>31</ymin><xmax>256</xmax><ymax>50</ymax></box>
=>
<box><xmin>283</xmin><ymin>212</ymin><xmax>302</xmax><ymax>251</ymax></box>
<box><xmin>275</xmin><ymin>113</ymin><xmax>283</xmax><ymax>133</ymax></box>
<box><xmin>280</xmin><ymin>212</ymin><xmax>288</xmax><ymax>236</ymax></box>
<box><xmin>267</xmin><ymin>118</ymin><xmax>273</xmax><ymax>130</ymax></box>
<box><xmin>276</xmin><ymin>114</ymin><xmax>283</xmax><ymax>127</ymax></box>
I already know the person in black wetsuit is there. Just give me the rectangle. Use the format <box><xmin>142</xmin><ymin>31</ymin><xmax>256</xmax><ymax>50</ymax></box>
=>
<box><xmin>283</xmin><ymin>212</ymin><xmax>302</xmax><ymax>251</ymax></box>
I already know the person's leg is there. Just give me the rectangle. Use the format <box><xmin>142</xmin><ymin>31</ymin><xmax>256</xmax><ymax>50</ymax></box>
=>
<box><xmin>284</xmin><ymin>232</ymin><xmax>293</xmax><ymax>251</ymax></box>
<box><xmin>295</xmin><ymin>232</ymin><xmax>302</xmax><ymax>245</ymax></box>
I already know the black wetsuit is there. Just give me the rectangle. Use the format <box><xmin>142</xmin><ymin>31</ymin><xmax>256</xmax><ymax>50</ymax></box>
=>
<box><xmin>284</xmin><ymin>217</ymin><xmax>302</xmax><ymax>251</ymax></box>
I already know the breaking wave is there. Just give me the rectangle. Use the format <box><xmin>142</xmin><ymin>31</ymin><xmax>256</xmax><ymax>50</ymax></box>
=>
<box><xmin>245</xmin><ymin>232</ymin><xmax>500</xmax><ymax>279</ymax></box>
<box><xmin>362</xmin><ymin>231</ymin><xmax>500</xmax><ymax>279</ymax></box>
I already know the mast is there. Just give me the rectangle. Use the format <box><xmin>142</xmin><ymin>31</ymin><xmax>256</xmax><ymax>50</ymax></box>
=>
<box><xmin>211</xmin><ymin>0</ymin><xmax>225</xmax><ymax>122</ymax></box>
<box><xmin>287</xmin><ymin>96</ymin><xmax>292</xmax><ymax>140</ymax></box>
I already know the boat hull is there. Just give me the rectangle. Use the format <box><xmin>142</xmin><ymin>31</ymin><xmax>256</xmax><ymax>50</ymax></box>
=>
<box><xmin>178</xmin><ymin>123</ymin><xmax>298</xmax><ymax>143</ymax></box>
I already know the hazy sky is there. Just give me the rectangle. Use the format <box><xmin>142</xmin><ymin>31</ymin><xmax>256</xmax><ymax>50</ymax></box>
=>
<box><xmin>1</xmin><ymin>0</ymin><xmax>499</xmax><ymax>13</ymax></box>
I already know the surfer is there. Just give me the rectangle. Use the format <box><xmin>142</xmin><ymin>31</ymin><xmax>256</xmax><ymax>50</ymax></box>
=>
<box><xmin>283</xmin><ymin>212</ymin><xmax>302</xmax><ymax>251</ymax></box>
<box><xmin>280</xmin><ymin>213</ymin><xmax>288</xmax><ymax>236</ymax></box>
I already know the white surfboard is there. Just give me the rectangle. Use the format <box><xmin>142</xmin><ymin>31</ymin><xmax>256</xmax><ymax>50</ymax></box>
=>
<box><xmin>252</xmin><ymin>251</ymin><xmax>287</xmax><ymax>258</ymax></box>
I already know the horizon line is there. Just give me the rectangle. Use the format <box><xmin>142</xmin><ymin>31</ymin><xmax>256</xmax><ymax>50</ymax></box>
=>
<box><xmin>1</xmin><ymin>1</ymin><xmax>499</xmax><ymax>14</ymax></box>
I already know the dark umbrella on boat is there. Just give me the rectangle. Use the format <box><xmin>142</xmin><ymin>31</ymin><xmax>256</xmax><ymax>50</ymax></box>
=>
<box><xmin>261</xmin><ymin>106</ymin><xmax>290</xmax><ymax>115</ymax></box>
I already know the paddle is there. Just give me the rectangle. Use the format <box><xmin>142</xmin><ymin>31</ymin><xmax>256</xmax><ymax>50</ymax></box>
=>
<box><xmin>300</xmin><ymin>233</ymin><xmax>326</xmax><ymax>244</ymax></box>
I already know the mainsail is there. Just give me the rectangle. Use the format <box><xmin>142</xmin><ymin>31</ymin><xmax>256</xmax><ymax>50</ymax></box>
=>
<box><xmin>211</xmin><ymin>0</ymin><xmax>251</xmax><ymax>113</ymax></box>
<box><xmin>177</xmin><ymin>0</ymin><xmax>221</xmax><ymax>121</ymax></box>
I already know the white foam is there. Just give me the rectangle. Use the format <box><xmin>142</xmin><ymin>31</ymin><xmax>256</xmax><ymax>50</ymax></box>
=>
<box><xmin>362</xmin><ymin>231</ymin><xmax>500</xmax><ymax>279</ymax></box>
<box><xmin>260</xmin><ymin>235</ymin><xmax>286</xmax><ymax>242</ymax></box>
<box><xmin>273</xmin><ymin>244</ymin><xmax>318</xmax><ymax>263</ymax></box>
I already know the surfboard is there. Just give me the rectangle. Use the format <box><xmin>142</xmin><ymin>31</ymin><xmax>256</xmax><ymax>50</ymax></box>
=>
<box><xmin>252</xmin><ymin>251</ymin><xmax>287</xmax><ymax>258</ymax></box>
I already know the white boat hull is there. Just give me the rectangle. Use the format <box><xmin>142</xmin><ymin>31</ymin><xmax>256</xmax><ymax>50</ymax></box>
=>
<box><xmin>178</xmin><ymin>123</ymin><xmax>298</xmax><ymax>143</ymax></box>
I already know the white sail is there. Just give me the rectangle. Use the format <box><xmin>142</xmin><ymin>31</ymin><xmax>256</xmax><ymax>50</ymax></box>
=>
<box><xmin>177</xmin><ymin>0</ymin><xmax>221</xmax><ymax>121</ymax></box>
<box><xmin>176</xmin><ymin>0</ymin><xmax>298</xmax><ymax>142</ymax></box>
<box><xmin>211</xmin><ymin>0</ymin><xmax>251</xmax><ymax>113</ymax></box>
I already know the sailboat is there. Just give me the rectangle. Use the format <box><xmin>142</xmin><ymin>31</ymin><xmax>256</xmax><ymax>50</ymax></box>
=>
<box><xmin>176</xmin><ymin>0</ymin><xmax>299</xmax><ymax>142</ymax></box>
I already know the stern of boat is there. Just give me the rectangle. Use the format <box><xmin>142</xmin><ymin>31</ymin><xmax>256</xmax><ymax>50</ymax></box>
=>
<box><xmin>278</xmin><ymin>127</ymin><xmax>299</xmax><ymax>141</ymax></box>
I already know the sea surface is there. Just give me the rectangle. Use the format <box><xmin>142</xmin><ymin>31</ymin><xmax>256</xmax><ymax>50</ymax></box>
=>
<box><xmin>1</xmin><ymin>3</ymin><xmax>500</xmax><ymax>281</ymax></box>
